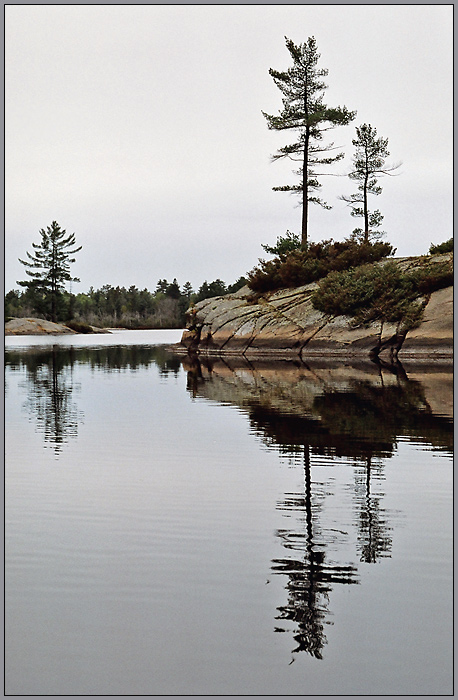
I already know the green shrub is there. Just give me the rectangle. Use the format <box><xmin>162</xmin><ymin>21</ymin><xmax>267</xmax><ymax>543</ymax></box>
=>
<box><xmin>312</xmin><ymin>262</ymin><xmax>405</xmax><ymax>320</ymax></box>
<box><xmin>429</xmin><ymin>238</ymin><xmax>453</xmax><ymax>255</ymax></box>
<box><xmin>226</xmin><ymin>276</ymin><xmax>248</xmax><ymax>294</ymax></box>
<box><xmin>261</xmin><ymin>230</ymin><xmax>301</xmax><ymax>256</ymax></box>
<box><xmin>312</xmin><ymin>255</ymin><xmax>453</xmax><ymax>333</ymax></box>
<box><xmin>66</xmin><ymin>319</ymin><xmax>94</xmax><ymax>334</ymax></box>
<box><xmin>410</xmin><ymin>258</ymin><xmax>454</xmax><ymax>295</ymax></box>
<box><xmin>247</xmin><ymin>239</ymin><xmax>395</xmax><ymax>293</ymax></box>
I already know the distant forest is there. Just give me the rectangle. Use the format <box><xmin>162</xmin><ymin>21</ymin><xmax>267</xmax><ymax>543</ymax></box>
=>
<box><xmin>5</xmin><ymin>276</ymin><xmax>247</xmax><ymax>329</ymax></box>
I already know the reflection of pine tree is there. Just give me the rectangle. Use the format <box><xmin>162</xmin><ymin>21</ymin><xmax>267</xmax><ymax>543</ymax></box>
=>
<box><xmin>7</xmin><ymin>343</ymin><xmax>184</xmax><ymax>454</ymax></box>
<box><xmin>179</xmin><ymin>356</ymin><xmax>453</xmax><ymax>659</ymax></box>
<box><xmin>272</xmin><ymin>446</ymin><xmax>359</xmax><ymax>659</ymax></box>
<box><xmin>22</xmin><ymin>348</ymin><xmax>81</xmax><ymax>453</ymax></box>
<box><xmin>354</xmin><ymin>456</ymin><xmax>392</xmax><ymax>563</ymax></box>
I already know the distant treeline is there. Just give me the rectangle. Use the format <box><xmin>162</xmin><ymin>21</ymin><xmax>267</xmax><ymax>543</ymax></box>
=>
<box><xmin>5</xmin><ymin>276</ymin><xmax>247</xmax><ymax>329</ymax></box>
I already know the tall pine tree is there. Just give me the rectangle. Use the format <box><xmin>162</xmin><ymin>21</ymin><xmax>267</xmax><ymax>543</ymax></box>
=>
<box><xmin>263</xmin><ymin>36</ymin><xmax>356</xmax><ymax>248</ymax></box>
<box><xmin>18</xmin><ymin>221</ymin><xmax>82</xmax><ymax>322</ymax></box>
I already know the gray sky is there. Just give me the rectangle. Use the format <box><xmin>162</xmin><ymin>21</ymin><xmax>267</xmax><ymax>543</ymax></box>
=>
<box><xmin>5</xmin><ymin>4</ymin><xmax>453</xmax><ymax>294</ymax></box>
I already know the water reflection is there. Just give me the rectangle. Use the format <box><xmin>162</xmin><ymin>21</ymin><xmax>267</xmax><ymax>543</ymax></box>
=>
<box><xmin>6</xmin><ymin>344</ymin><xmax>452</xmax><ymax>659</ymax></box>
<box><xmin>181</xmin><ymin>354</ymin><xmax>452</xmax><ymax>658</ymax></box>
<box><xmin>354</xmin><ymin>457</ymin><xmax>392</xmax><ymax>564</ymax></box>
<box><xmin>273</xmin><ymin>445</ymin><xmax>359</xmax><ymax>659</ymax></box>
<box><xmin>273</xmin><ymin>449</ymin><xmax>392</xmax><ymax>658</ymax></box>
<box><xmin>5</xmin><ymin>344</ymin><xmax>180</xmax><ymax>453</ymax></box>
<box><xmin>9</xmin><ymin>347</ymin><xmax>82</xmax><ymax>454</ymax></box>
<box><xmin>182</xmin><ymin>355</ymin><xmax>453</xmax><ymax>454</ymax></box>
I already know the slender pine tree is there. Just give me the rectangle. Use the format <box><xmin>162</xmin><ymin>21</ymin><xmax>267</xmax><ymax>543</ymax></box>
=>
<box><xmin>340</xmin><ymin>124</ymin><xmax>400</xmax><ymax>242</ymax></box>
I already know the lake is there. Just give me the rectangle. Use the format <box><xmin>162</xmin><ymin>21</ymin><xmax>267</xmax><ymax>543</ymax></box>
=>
<box><xmin>5</xmin><ymin>329</ymin><xmax>453</xmax><ymax>695</ymax></box>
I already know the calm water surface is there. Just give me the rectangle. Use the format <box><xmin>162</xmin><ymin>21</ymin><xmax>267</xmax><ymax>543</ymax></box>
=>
<box><xmin>5</xmin><ymin>330</ymin><xmax>453</xmax><ymax>695</ymax></box>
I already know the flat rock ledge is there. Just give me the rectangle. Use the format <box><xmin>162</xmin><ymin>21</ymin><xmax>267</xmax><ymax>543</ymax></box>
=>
<box><xmin>175</xmin><ymin>256</ymin><xmax>453</xmax><ymax>361</ymax></box>
<box><xmin>5</xmin><ymin>318</ymin><xmax>109</xmax><ymax>335</ymax></box>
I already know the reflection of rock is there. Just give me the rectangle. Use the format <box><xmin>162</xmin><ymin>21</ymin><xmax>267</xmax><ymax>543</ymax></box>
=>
<box><xmin>180</xmin><ymin>357</ymin><xmax>453</xmax><ymax>660</ymax></box>
<box><xmin>184</xmin><ymin>354</ymin><xmax>451</xmax><ymax>660</ymax></box>
<box><xmin>181</xmin><ymin>357</ymin><xmax>453</xmax><ymax>439</ymax></box>
<box><xmin>401</xmin><ymin>366</ymin><xmax>453</xmax><ymax>419</ymax></box>
<box><xmin>177</xmin><ymin>257</ymin><xmax>452</xmax><ymax>359</ymax></box>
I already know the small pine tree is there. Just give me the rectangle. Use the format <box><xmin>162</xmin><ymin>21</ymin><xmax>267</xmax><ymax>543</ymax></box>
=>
<box><xmin>261</xmin><ymin>230</ymin><xmax>301</xmax><ymax>256</ymax></box>
<box><xmin>182</xmin><ymin>282</ymin><xmax>194</xmax><ymax>300</ymax></box>
<box><xmin>340</xmin><ymin>124</ymin><xmax>400</xmax><ymax>242</ymax></box>
<box><xmin>165</xmin><ymin>279</ymin><xmax>181</xmax><ymax>299</ymax></box>
<box><xmin>17</xmin><ymin>221</ymin><xmax>82</xmax><ymax>322</ymax></box>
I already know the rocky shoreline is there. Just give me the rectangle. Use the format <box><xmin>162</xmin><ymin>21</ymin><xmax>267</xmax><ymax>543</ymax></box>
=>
<box><xmin>176</xmin><ymin>255</ymin><xmax>453</xmax><ymax>361</ymax></box>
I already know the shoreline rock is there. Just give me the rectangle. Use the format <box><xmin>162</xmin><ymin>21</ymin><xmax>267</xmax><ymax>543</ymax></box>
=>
<box><xmin>5</xmin><ymin>318</ymin><xmax>110</xmax><ymax>335</ymax></box>
<box><xmin>176</xmin><ymin>255</ymin><xmax>453</xmax><ymax>360</ymax></box>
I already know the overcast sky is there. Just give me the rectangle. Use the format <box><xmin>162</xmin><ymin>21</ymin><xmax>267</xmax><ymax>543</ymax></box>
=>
<box><xmin>5</xmin><ymin>4</ymin><xmax>453</xmax><ymax>294</ymax></box>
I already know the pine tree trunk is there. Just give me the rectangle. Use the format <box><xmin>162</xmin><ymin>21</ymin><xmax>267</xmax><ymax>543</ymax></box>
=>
<box><xmin>301</xmin><ymin>127</ymin><xmax>310</xmax><ymax>250</ymax></box>
<box><xmin>51</xmin><ymin>241</ymin><xmax>57</xmax><ymax>322</ymax></box>
<box><xmin>363</xmin><ymin>172</ymin><xmax>369</xmax><ymax>242</ymax></box>
<box><xmin>302</xmin><ymin>185</ymin><xmax>308</xmax><ymax>249</ymax></box>
<box><xmin>51</xmin><ymin>284</ymin><xmax>56</xmax><ymax>323</ymax></box>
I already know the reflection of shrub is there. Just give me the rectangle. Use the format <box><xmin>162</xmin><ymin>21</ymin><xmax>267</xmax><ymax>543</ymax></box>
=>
<box><xmin>429</xmin><ymin>238</ymin><xmax>453</xmax><ymax>255</ymax></box>
<box><xmin>247</xmin><ymin>239</ymin><xmax>395</xmax><ymax>293</ymax></box>
<box><xmin>313</xmin><ymin>379</ymin><xmax>453</xmax><ymax>452</ymax></box>
<box><xmin>312</xmin><ymin>256</ymin><xmax>453</xmax><ymax>332</ymax></box>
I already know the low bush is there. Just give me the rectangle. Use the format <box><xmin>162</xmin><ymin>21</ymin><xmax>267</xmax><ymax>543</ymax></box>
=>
<box><xmin>312</xmin><ymin>256</ymin><xmax>453</xmax><ymax>333</ymax></box>
<box><xmin>312</xmin><ymin>262</ymin><xmax>408</xmax><ymax>321</ymax></box>
<box><xmin>410</xmin><ymin>259</ymin><xmax>454</xmax><ymax>295</ymax></box>
<box><xmin>261</xmin><ymin>230</ymin><xmax>301</xmax><ymax>256</ymax></box>
<box><xmin>429</xmin><ymin>238</ymin><xmax>453</xmax><ymax>255</ymax></box>
<box><xmin>247</xmin><ymin>239</ymin><xmax>395</xmax><ymax>293</ymax></box>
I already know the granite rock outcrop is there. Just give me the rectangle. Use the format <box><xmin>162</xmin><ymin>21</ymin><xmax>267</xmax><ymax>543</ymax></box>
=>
<box><xmin>178</xmin><ymin>255</ymin><xmax>452</xmax><ymax>360</ymax></box>
<box><xmin>5</xmin><ymin>318</ymin><xmax>109</xmax><ymax>335</ymax></box>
